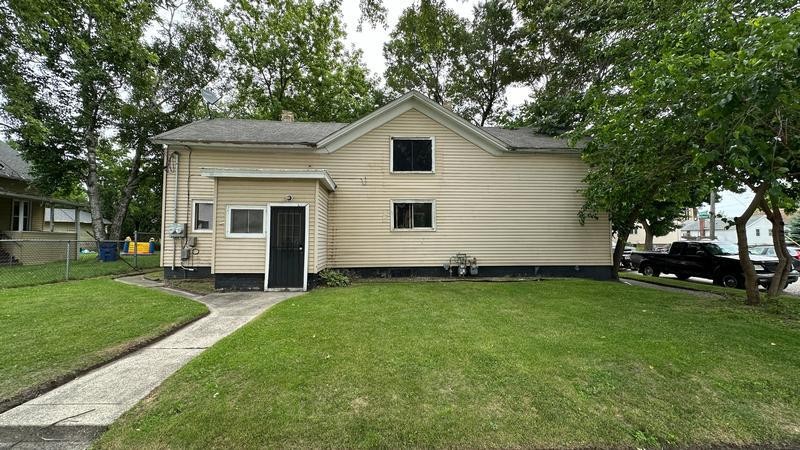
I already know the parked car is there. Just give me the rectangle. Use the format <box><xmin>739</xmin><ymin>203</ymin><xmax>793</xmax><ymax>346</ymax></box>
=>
<box><xmin>630</xmin><ymin>241</ymin><xmax>799</xmax><ymax>289</ymax></box>
<box><xmin>749</xmin><ymin>245</ymin><xmax>800</xmax><ymax>269</ymax></box>
<box><xmin>621</xmin><ymin>245</ymin><xmax>636</xmax><ymax>268</ymax></box>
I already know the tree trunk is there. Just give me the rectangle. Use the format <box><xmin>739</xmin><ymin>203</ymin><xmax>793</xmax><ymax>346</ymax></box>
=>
<box><xmin>107</xmin><ymin>146</ymin><xmax>144</xmax><ymax>240</ymax></box>
<box><xmin>761</xmin><ymin>195</ymin><xmax>791</xmax><ymax>297</ymax></box>
<box><xmin>612</xmin><ymin>233</ymin><xmax>628</xmax><ymax>280</ymax></box>
<box><xmin>85</xmin><ymin>134</ymin><xmax>108</xmax><ymax>241</ymax></box>
<box><xmin>642</xmin><ymin>220</ymin><xmax>654</xmax><ymax>251</ymax></box>
<box><xmin>735</xmin><ymin>184</ymin><xmax>769</xmax><ymax>305</ymax></box>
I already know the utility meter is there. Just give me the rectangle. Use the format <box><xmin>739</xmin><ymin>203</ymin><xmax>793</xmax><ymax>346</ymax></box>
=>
<box><xmin>169</xmin><ymin>223</ymin><xmax>186</xmax><ymax>238</ymax></box>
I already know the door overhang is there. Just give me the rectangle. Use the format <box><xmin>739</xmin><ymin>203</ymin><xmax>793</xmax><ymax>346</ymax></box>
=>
<box><xmin>201</xmin><ymin>168</ymin><xmax>336</xmax><ymax>191</ymax></box>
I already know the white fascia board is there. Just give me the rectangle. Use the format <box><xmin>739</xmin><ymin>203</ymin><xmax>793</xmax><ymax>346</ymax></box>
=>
<box><xmin>317</xmin><ymin>91</ymin><xmax>509</xmax><ymax>156</ymax></box>
<box><xmin>200</xmin><ymin>168</ymin><xmax>337</xmax><ymax>191</ymax></box>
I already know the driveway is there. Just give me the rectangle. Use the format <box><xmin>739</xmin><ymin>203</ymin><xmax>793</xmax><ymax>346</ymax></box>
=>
<box><xmin>0</xmin><ymin>275</ymin><xmax>301</xmax><ymax>449</ymax></box>
<box><xmin>636</xmin><ymin>271</ymin><xmax>800</xmax><ymax>296</ymax></box>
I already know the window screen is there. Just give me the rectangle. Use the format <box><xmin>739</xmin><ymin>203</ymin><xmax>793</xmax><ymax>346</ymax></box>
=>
<box><xmin>393</xmin><ymin>202</ymin><xmax>434</xmax><ymax>230</ymax></box>
<box><xmin>194</xmin><ymin>202</ymin><xmax>213</xmax><ymax>230</ymax></box>
<box><xmin>229</xmin><ymin>208</ymin><xmax>264</xmax><ymax>234</ymax></box>
<box><xmin>392</xmin><ymin>139</ymin><xmax>433</xmax><ymax>172</ymax></box>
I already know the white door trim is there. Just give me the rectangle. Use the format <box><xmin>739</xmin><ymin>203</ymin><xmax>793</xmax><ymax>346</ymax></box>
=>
<box><xmin>264</xmin><ymin>202</ymin><xmax>310</xmax><ymax>292</ymax></box>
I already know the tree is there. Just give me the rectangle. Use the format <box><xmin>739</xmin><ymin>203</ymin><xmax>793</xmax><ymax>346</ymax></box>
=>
<box><xmin>579</xmin><ymin>1</ymin><xmax>799</xmax><ymax>303</ymax></box>
<box><xmin>383</xmin><ymin>0</ymin><xmax>468</xmax><ymax>104</ymax></box>
<box><xmin>512</xmin><ymin>0</ymin><xmax>692</xmax><ymax>133</ymax></box>
<box><xmin>451</xmin><ymin>0</ymin><xmax>525</xmax><ymax>126</ymax></box>
<box><xmin>0</xmin><ymin>0</ymin><xmax>221</xmax><ymax>240</ymax></box>
<box><xmin>222</xmin><ymin>0</ymin><xmax>382</xmax><ymax>122</ymax></box>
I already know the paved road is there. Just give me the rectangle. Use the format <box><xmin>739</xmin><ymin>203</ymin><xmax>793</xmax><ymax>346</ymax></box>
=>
<box><xmin>632</xmin><ymin>271</ymin><xmax>800</xmax><ymax>297</ymax></box>
<box><xmin>0</xmin><ymin>276</ymin><xmax>301</xmax><ymax>449</ymax></box>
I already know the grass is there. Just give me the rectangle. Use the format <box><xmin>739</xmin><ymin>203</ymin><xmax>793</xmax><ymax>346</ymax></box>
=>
<box><xmin>0</xmin><ymin>277</ymin><xmax>207</xmax><ymax>410</ymax></box>
<box><xmin>0</xmin><ymin>253</ymin><xmax>160</xmax><ymax>289</ymax></box>
<box><xmin>620</xmin><ymin>272</ymin><xmax>800</xmax><ymax>320</ymax></box>
<box><xmin>96</xmin><ymin>280</ymin><xmax>800</xmax><ymax>449</ymax></box>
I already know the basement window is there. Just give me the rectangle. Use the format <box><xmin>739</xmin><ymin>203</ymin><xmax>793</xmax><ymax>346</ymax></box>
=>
<box><xmin>193</xmin><ymin>200</ymin><xmax>213</xmax><ymax>232</ymax></box>
<box><xmin>391</xmin><ymin>138</ymin><xmax>434</xmax><ymax>172</ymax></box>
<box><xmin>226</xmin><ymin>206</ymin><xmax>265</xmax><ymax>238</ymax></box>
<box><xmin>392</xmin><ymin>201</ymin><xmax>435</xmax><ymax>231</ymax></box>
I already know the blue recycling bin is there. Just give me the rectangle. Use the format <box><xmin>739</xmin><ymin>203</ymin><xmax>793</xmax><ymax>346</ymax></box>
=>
<box><xmin>98</xmin><ymin>241</ymin><xmax>119</xmax><ymax>262</ymax></box>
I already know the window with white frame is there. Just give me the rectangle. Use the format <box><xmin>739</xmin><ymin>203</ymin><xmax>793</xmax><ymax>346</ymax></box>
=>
<box><xmin>392</xmin><ymin>201</ymin><xmax>435</xmax><ymax>230</ymax></box>
<box><xmin>11</xmin><ymin>200</ymin><xmax>31</xmax><ymax>231</ymax></box>
<box><xmin>391</xmin><ymin>138</ymin><xmax>433</xmax><ymax>172</ymax></box>
<box><xmin>226</xmin><ymin>206</ymin><xmax>265</xmax><ymax>237</ymax></box>
<box><xmin>193</xmin><ymin>200</ymin><xmax>213</xmax><ymax>232</ymax></box>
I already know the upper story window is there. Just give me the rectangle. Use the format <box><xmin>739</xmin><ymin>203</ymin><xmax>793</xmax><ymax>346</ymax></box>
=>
<box><xmin>193</xmin><ymin>200</ymin><xmax>213</xmax><ymax>232</ymax></box>
<box><xmin>391</xmin><ymin>138</ymin><xmax>434</xmax><ymax>172</ymax></box>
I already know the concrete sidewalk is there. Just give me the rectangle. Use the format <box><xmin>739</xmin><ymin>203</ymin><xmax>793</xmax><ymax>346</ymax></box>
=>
<box><xmin>0</xmin><ymin>276</ymin><xmax>300</xmax><ymax>449</ymax></box>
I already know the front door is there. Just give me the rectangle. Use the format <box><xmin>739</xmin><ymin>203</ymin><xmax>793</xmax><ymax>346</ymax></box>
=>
<box><xmin>267</xmin><ymin>206</ymin><xmax>306</xmax><ymax>290</ymax></box>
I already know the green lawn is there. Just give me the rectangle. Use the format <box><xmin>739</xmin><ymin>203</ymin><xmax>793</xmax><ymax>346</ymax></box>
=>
<box><xmin>96</xmin><ymin>280</ymin><xmax>800</xmax><ymax>449</ymax></box>
<box><xmin>0</xmin><ymin>253</ymin><xmax>160</xmax><ymax>289</ymax></box>
<box><xmin>0</xmin><ymin>278</ymin><xmax>207</xmax><ymax>410</ymax></box>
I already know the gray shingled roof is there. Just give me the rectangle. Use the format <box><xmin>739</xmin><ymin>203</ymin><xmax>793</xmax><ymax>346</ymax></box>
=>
<box><xmin>153</xmin><ymin>119</ymin><xmax>578</xmax><ymax>151</ymax></box>
<box><xmin>153</xmin><ymin>119</ymin><xmax>348</xmax><ymax>146</ymax></box>
<box><xmin>0</xmin><ymin>142</ymin><xmax>32</xmax><ymax>181</ymax></box>
<box><xmin>482</xmin><ymin>127</ymin><xmax>578</xmax><ymax>150</ymax></box>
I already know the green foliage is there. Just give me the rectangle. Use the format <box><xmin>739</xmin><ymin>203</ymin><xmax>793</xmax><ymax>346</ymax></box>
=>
<box><xmin>0</xmin><ymin>0</ymin><xmax>222</xmax><ymax>239</ymax></box>
<box><xmin>384</xmin><ymin>0</ymin><xmax>468</xmax><ymax>104</ymax></box>
<box><xmin>385</xmin><ymin>0</ymin><xmax>524</xmax><ymax>125</ymax></box>
<box><xmin>222</xmin><ymin>0</ymin><xmax>382</xmax><ymax>122</ymax></box>
<box><xmin>318</xmin><ymin>269</ymin><xmax>351</xmax><ymax>288</ymax></box>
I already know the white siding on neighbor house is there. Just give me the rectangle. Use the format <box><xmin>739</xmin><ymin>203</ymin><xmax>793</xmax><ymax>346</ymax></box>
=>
<box><xmin>161</xmin><ymin>108</ymin><xmax>612</xmax><ymax>273</ymax></box>
<box><xmin>212</xmin><ymin>178</ymin><xmax>317</xmax><ymax>274</ymax></box>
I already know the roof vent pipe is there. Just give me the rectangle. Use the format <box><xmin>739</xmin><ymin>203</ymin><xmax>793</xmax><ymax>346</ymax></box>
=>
<box><xmin>442</xmin><ymin>100</ymin><xmax>454</xmax><ymax>111</ymax></box>
<box><xmin>281</xmin><ymin>110</ymin><xmax>295</xmax><ymax>122</ymax></box>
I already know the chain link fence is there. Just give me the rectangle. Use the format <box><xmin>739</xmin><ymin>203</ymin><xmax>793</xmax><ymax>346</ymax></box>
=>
<box><xmin>0</xmin><ymin>234</ymin><xmax>161</xmax><ymax>289</ymax></box>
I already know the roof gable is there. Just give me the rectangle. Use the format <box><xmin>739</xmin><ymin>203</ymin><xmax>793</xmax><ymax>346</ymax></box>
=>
<box><xmin>317</xmin><ymin>91</ymin><xmax>509</xmax><ymax>155</ymax></box>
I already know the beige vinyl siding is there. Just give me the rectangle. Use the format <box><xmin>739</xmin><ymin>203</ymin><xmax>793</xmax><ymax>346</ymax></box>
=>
<box><xmin>160</xmin><ymin>152</ymin><xmax>216</xmax><ymax>268</ymax></box>
<box><xmin>315</xmin><ymin>183</ymin><xmax>329</xmax><ymax>271</ymax></box>
<box><xmin>213</xmin><ymin>178</ymin><xmax>316</xmax><ymax>274</ymax></box>
<box><xmin>162</xmin><ymin>108</ymin><xmax>611</xmax><ymax>273</ymax></box>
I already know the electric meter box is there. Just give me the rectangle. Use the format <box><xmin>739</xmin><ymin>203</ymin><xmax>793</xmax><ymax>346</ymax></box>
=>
<box><xmin>168</xmin><ymin>223</ymin><xmax>187</xmax><ymax>238</ymax></box>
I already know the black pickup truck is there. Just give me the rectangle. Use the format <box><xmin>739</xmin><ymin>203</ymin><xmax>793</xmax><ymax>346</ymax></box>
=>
<box><xmin>630</xmin><ymin>241</ymin><xmax>799</xmax><ymax>289</ymax></box>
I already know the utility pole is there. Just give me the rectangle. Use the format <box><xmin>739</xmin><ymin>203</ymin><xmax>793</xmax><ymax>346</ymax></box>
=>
<box><xmin>709</xmin><ymin>191</ymin><xmax>716</xmax><ymax>240</ymax></box>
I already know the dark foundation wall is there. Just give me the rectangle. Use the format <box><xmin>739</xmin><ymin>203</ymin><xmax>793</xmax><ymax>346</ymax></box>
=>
<box><xmin>343</xmin><ymin>265</ymin><xmax>615</xmax><ymax>281</ymax></box>
<box><xmin>198</xmin><ymin>265</ymin><xmax>614</xmax><ymax>291</ymax></box>
<box><xmin>163</xmin><ymin>266</ymin><xmax>212</xmax><ymax>279</ymax></box>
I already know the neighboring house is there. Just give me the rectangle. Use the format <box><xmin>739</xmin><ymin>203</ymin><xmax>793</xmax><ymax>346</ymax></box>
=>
<box><xmin>43</xmin><ymin>207</ymin><xmax>110</xmax><ymax>241</ymax></box>
<box><xmin>681</xmin><ymin>214</ymin><xmax>788</xmax><ymax>246</ymax></box>
<box><xmin>154</xmin><ymin>91</ymin><xmax>612</xmax><ymax>291</ymax></box>
<box><xmin>626</xmin><ymin>222</ymin><xmax>683</xmax><ymax>248</ymax></box>
<box><xmin>0</xmin><ymin>142</ymin><xmax>85</xmax><ymax>264</ymax></box>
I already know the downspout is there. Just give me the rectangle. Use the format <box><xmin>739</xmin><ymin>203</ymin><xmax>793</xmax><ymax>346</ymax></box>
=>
<box><xmin>181</xmin><ymin>146</ymin><xmax>196</xmax><ymax>273</ymax></box>
<box><xmin>172</xmin><ymin>152</ymin><xmax>179</xmax><ymax>271</ymax></box>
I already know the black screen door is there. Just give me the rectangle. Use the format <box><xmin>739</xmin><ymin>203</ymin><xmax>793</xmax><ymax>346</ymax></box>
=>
<box><xmin>268</xmin><ymin>206</ymin><xmax>306</xmax><ymax>289</ymax></box>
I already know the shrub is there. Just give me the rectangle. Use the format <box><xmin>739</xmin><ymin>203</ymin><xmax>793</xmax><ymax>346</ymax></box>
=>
<box><xmin>318</xmin><ymin>269</ymin><xmax>351</xmax><ymax>287</ymax></box>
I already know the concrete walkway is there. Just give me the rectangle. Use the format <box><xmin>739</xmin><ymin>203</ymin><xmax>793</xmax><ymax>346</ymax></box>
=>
<box><xmin>0</xmin><ymin>276</ymin><xmax>301</xmax><ymax>449</ymax></box>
